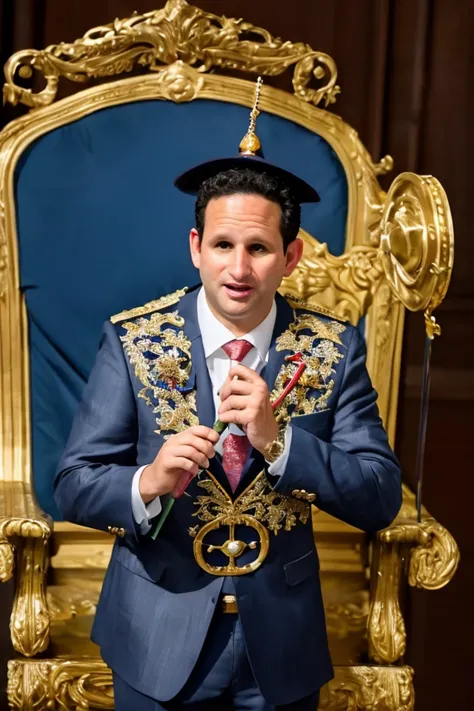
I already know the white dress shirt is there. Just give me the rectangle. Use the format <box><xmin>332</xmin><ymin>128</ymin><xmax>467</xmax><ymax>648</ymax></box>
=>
<box><xmin>131</xmin><ymin>287</ymin><xmax>292</xmax><ymax>532</ymax></box>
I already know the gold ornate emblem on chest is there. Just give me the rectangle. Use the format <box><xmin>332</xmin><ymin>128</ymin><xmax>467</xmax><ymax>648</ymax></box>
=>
<box><xmin>189</xmin><ymin>473</ymin><xmax>310</xmax><ymax>575</ymax></box>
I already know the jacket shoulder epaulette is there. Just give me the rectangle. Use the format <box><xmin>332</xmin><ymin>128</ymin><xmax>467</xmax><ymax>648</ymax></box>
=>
<box><xmin>282</xmin><ymin>293</ymin><xmax>349</xmax><ymax>324</ymax></box>
<box><xmin>110</xmin><ymin>287</ymin><xmax>188</xmax><ymax>324</ymax></box>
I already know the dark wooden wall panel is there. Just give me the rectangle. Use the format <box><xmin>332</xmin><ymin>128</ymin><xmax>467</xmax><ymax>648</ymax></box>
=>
<box><xmin>383</xmin><ymin>0</ymin><xmax>433</xmax><ymax>171</ymax></box>
<box><xmin>423</xmin><ymin>0</ymin><xmax>474</xmax><ymax>295</ymax></box>
<box><xmin>1</xmin><ymin>1</ymin><xmax>473</xmax><ymax>709</ymax></box>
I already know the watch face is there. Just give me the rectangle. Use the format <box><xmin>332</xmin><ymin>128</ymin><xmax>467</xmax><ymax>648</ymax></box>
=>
<box><xmin>274</xmin><ymin>440</ymin><xmax>284</xmax><ymax>455</ymax></box>
<box><xmin>268</xmin><ymin>440</ymin><xmax>283</xmax><ymax>461</ymax></box>
<box><xmin>265</xmin><ymin>427</ymin><xmax>286</xmax><ymax>462</ymax></box>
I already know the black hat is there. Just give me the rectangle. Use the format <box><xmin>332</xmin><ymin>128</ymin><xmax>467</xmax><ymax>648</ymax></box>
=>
<box><xmin>174</xmin><ymin>78</ymin><xmax>320</xmax><ymax>204</ymax></box>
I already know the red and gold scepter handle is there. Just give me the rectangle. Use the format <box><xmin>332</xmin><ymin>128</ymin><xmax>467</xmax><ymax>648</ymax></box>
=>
<box><xmin>272</xmin><ymin>353</ymin><xmax>306</xmax><ymax>410</ymax></box>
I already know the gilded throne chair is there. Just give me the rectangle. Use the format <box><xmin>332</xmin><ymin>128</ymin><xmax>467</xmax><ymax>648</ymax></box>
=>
<box><xmin>0</xmin><ymin>2</ymin><xmax>459</xmax><ymax>709</ymax></box>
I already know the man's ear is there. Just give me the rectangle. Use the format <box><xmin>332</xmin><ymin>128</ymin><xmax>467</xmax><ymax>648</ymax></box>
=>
<box><xmin>189</xmin><ymin>228</ymin><xmax>201</xmax><ymax>269</ymax></box>
<box><xmin>283</xmin><ymin>237</ymin><xmax>304</xmax><ymax>277</ymax></box>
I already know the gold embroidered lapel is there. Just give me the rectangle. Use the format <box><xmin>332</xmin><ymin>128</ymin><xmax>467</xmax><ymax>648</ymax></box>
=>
<box><xmin>271</xmin><ymin>312</ymin><xmax>346</xmax><ymax>422</ymax></box>
<box><xmin>118</xmin><ymin>299</ymin><xmax>198</xmax><ymax>436</ymax></box>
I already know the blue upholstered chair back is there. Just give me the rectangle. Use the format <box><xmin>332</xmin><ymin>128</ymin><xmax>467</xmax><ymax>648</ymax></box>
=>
<box><xmin>15</xmin><ymin>98</ymin><xmax>348</xmax><ymax>518</ymax></box>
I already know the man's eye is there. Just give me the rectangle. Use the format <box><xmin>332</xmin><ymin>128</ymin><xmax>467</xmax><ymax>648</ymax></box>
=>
<box><xmin>250</xmin><ymin>244</ymin><xmax>266</xmax><ymax>253</ymax></box>
<box><xmin>216</xmin><ymin>241</ymin><xmax>231</xmax><ymax>249</ymax></box>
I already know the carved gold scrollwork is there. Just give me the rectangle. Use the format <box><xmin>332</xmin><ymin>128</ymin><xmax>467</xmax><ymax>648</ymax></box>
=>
<box><xmin>8</xmin><ymin>659</ymin><xmax>114</xmax><ymax>710</ymax></box>
<box><xmin>381</xmin><ymin>517</ymin><xmax>460</xmax><ymax>591</ymax></box>
<box><xmin>282</xmin><ymin>229</ymin><xmax>384</xmax><ymax>325</ymax></box>
<box><xmin>408</xmin><ymin>519</ymin><xmax>459</xmax><ymax>590</ymax></box>
<box><xmin>51</xmin><ymin>660</ymin><xmax>114</xmax><ymax>710</ymax></box>
<box><xmin>0</xmin><ymin>514</ymin><xmax>51</xmax><ymax>586</ymax></box>
<box><xmin>0</xmin><ymin>538</ymin><xmax>14</xmax><ymax>582</ymax></box>
<box><xmin>368</xmin><ymin>486</ymin><xmax>460</xmax><ymax>664</ymax></box>
<box><xmin>373</xmin><ymin>155</ymin><xmax>394</xmax><ymax>176</ymax></box>
<box><xmin>0</xmin><ymin>517</ymin><xmax>51</xmax><ymax>539</ymax></box>
<box><xmin>10</xmin><ymin>538</ymin><xmax>50</xmax><ymax>657</ymax></box>
<box><xmin>3</xmin><ymin>0</ymin><xmax>339</xmax><ymax>110</ymax></box>
<box><xmin>7</xmin><ymin>660</ymin><xmax>52</xmax><ymax>711</ymax></box>
<box><xmin>291</xmin><ymin>52</ymin><xmax>340</xmax><ymax>106</ymax></box>
<box><xmin>319</xmin><ymin>666</ymin><xmax>415</xmax><ymax>711</ymax></box>
<box><xmin>350</xmin><ymin>138</ymin><xmax>388</xmax><ymax>246</ymax></box>
<box><xmin>153</xmin><ymin>61</ymin><xmax>203</xmax><ymax>103</ymax></box>
<box><xmin>7</xmin><ymin>659</ymin><xmax>414</xmax><ymax>711</ymax></box>
<box><xmin>380</xmin><ymin>172</ymin><xmax>454</xmax><ymax>315</ymax></box>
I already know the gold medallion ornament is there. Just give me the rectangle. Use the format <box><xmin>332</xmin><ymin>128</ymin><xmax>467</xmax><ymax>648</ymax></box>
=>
<box><xmin>190</xmin><ymin>473</ymin><xmax>310</xmax><ymax>575</ymax></box>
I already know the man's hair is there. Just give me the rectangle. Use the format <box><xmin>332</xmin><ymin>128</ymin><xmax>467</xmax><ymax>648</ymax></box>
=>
<box><xmin>195</xmin><ymin>168</ymin><xmax>301</xmax><ymax>251</ymax></box>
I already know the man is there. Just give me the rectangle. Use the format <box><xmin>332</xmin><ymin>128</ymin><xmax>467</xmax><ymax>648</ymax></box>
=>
<box><xmin>54</xmin><ymin>89</ymin><xmax>402</xmax><ymax>711</ymax></box>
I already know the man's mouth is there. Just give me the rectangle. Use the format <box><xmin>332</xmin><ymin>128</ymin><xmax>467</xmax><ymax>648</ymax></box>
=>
<box><xmin>224</xmin><ymin>283</ymin><xmax>254</xmax><ymax>298</ymax></box>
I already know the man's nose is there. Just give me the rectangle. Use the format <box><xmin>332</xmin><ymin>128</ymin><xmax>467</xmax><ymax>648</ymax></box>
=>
<box><xmin>229</xmin><ymin>248</ymin><xmax>251</xmax><ymax>279</ymax></box>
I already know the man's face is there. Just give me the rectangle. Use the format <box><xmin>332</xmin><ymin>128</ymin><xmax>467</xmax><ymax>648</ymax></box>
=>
<box><xmin>189</xmin><ymin>193</ymin><xmax>303</xmax><ymax>335</ymax></box>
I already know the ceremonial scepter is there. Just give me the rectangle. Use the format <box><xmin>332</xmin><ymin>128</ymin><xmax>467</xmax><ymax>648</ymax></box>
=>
<box><xmin>151</xmin><ymin>353</ymin><xmax>306</xmax><ymax>540</ymax></box>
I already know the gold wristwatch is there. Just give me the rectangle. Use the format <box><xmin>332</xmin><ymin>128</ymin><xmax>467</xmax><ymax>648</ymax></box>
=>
<box><xmin>263</xmin><ymin>426</ymin><xmax>287</xmax><ymax>463</ymax></box>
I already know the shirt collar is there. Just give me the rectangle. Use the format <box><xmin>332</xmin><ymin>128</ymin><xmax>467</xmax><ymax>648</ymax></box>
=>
<box><xmin>197</xmin><ymin>287</ymin><xmax>277</xmax><ymax>361</ymax></box>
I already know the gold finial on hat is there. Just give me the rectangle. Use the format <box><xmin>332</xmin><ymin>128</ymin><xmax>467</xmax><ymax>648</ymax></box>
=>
<box><xmin>239</xmin><ymin>76</ymin><xmax>263</xmax><ymax>155</ymax></box>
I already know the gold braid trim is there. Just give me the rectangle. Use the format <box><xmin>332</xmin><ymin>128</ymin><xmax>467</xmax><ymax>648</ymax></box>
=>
<box><xmin>110</xmin><ymin>287</ymin><xmax>188</xmax><ymax>324</ymax></box>
<box><xmin>282</xmin><ymin>293</ymin><xmax>349</xmax><ymax>323</ymax></box>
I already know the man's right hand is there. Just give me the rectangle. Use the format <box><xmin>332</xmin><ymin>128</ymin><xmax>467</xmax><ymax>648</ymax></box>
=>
<box><xmin>139</xmin><ymin>425</ymin><xmax>219</xmax><ymax>503</ymax></box>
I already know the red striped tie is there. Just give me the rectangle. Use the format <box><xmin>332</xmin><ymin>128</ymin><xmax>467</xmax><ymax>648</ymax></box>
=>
<box><xmin>221</xmin><ymin>339</ymin><xmax>253</xmax><ymax>491</ymax></box>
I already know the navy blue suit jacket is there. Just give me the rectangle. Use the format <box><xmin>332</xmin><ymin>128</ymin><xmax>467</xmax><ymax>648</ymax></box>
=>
<box><xmin>54</xmin><ymin>287</ymin><xmax>402</xmax><ymax>705</ymax></box>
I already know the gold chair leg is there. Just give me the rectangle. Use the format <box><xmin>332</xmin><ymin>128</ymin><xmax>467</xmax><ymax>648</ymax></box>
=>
<box><xmin>10</xmin><ymin>537</ymin><xmax>50</xmax><ymax>657</ymax></box>
<box><xmin>367</xmin><ymin>537</ymin><xmax>408</xmax><ymax>664</ymax></box>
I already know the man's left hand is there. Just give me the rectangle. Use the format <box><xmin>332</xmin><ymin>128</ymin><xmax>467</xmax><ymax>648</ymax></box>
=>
<box><xmin>218</xmin><ymin>364</ymin><xmax>278</xmax><ymax>455</ymax></box>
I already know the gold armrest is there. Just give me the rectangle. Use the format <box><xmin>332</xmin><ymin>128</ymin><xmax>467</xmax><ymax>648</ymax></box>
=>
<box><xmin>0</xmin><ymin>481</ymin><xmax>52</xmax><ymax>657</ymax></box>
<box><xmin>367</xmin><ymin>484</ymin><xmax>459</xmax><ymax>664</ymax></box>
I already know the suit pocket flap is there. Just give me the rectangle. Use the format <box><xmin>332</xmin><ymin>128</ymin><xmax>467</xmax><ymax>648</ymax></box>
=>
<box><xmin>291</xmin><ymin>410</ymin><xmax>331</xmax><ymax>433</ymax></box>
<box><xmin>284</xmin><ymin>550</ymin><xmax>319</xmax><ymax>587</ymax></box>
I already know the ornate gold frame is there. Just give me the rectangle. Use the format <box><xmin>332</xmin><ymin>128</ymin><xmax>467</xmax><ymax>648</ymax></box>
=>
<box><xmin>0</xmin><ymin>1</ymin><xmax>458</xmax><ymax>708</ymax></box>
